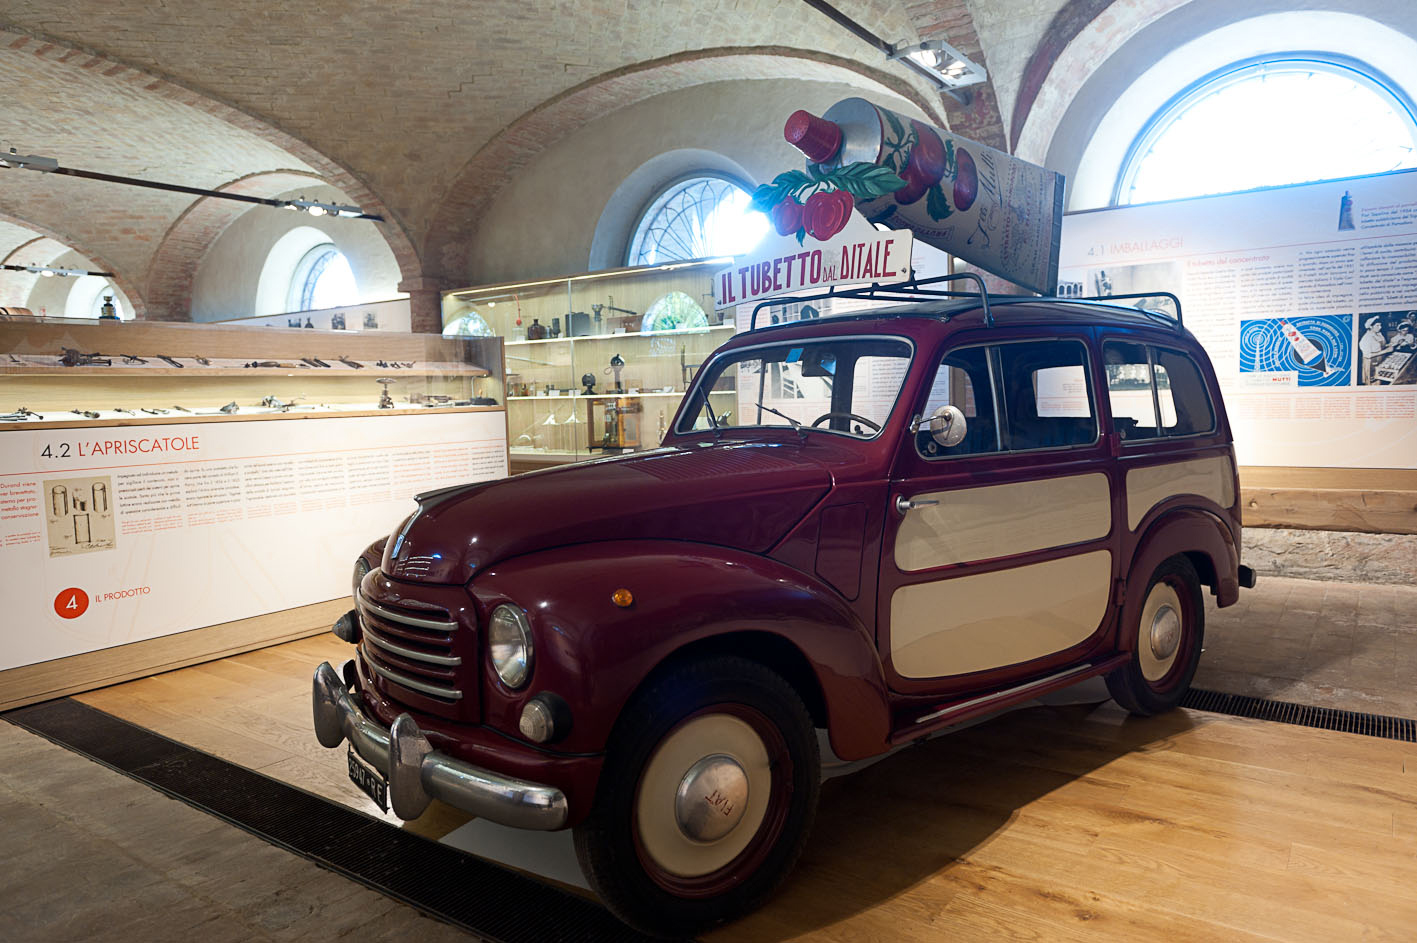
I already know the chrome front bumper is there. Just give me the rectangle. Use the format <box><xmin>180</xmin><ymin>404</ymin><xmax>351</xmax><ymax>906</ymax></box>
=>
<box><xmin>311</xmin><ymin>661</ymin><xmax>568</xmax><ymax>829</ymax></box>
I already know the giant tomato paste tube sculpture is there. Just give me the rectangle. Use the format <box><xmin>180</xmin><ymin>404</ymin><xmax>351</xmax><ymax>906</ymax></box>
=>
<box><xmin>784</xmin><ymin>98</ymin><xmax>1065</xmax><ymax>295</ymax></box>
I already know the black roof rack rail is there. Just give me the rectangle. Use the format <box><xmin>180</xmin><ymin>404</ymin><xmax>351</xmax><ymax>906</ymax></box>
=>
<box><xmin>1068</xmin><ymin>291</ymin><xmax>1184</xmax><ymax>330</ymax></box>
<box><xmin>749</xmin><ymin>272</ymin><xmax>993</xmax><ymax>330</ymax></box>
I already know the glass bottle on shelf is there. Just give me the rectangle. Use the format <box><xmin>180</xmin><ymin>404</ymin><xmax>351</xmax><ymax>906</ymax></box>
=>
<box><xmin>526</xmin><ymin>318</ymin><xmax>548</xmax><ymax>340</ymax></box>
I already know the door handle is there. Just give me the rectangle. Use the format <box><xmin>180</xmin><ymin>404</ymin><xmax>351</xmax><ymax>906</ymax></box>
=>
<box><xmin>895</xmin><ymin>495</ymin><xmax>940</xmax><ymax>515</ymax></box>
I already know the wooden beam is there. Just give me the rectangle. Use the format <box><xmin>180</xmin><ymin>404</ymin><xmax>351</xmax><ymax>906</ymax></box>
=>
<box><xmin>1240</xmin><ymin>467</ymin><xmax>1417</xmax><ymax>535</ymax></box>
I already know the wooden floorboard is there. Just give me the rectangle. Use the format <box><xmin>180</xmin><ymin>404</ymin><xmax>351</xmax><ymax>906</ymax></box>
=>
<box><xmin>72</xmin><ymin>635</ymin><xmax>1417</xmax><ymax>942</ymax></box>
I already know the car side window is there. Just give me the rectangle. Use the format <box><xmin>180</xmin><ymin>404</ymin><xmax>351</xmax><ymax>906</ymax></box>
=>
<box><xmin>996</xmin><ymin>340</ymin><xmax>1097</xmax><ymax>451</ymax></box>
<box><xmin>1154</xmin><ymin>348</ymin><xmax>1216</xmax><ymax>436</ymax></box>
<box><xmin>1103</xmin><ymin>341</ymin><xmax>1161</xmax><ymax>441</ymax></box>
<box><xmin>917</xmin><ymin>345</ymin><xmax>1000</xmax><ymax>457</ymax></box>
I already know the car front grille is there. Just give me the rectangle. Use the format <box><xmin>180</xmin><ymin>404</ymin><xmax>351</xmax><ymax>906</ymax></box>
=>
<box><xmin>356</xmin><ymin>569</ymin><xmax>475</xmax><ymax>720</ymax></box>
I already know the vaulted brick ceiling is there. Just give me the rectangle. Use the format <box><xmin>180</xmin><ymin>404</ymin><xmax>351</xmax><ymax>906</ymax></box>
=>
<box><xmin>0</xmin><ymin>0</ymin><xmax>1076</xmax><ymax>317</ymax></box>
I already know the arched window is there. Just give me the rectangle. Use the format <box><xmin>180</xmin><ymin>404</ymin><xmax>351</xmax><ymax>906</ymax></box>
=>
<box><xmin>1118</xmin><ymin>58</ymin><xmax>1417</xmax><ymax>205</ymax></box>
<box><xmin>627</xmin><ymin>176</ymin><xmax>768</xmax><ymax>266</ymax></box>
<box><xmin>287</xmin><ymin>243</ymin><xmax>358</xmax><ymax>311</ymax></box>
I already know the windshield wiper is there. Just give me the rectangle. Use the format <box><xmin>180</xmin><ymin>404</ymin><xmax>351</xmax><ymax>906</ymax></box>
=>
<box><xmin>704</xmin><ymin>399</ymin><xmax>724</xmax><ymax>438</ymax></box>
<box><xmin>755</xmin><ymin>401</ymin><xmax>807</xmax><ymax>440</ymax></box>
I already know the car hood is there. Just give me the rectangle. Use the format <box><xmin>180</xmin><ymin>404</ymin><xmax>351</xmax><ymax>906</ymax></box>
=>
<box><xmin>382</xmin><ymin>440</ymin><xmax>833</xmax><ymax>584</ymax></box>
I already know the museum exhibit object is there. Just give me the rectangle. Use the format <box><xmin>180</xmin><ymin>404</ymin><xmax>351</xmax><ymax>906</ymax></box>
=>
<box><xmin>0</xmin><ymin>314</ymin><xmax>508</xmax><ymax>709</ymax></box>
<box><xmin>313</xmin><ymin>275</ymin><xmax>1255</xmax><ymax>936</ymax></box>
<box><xmin>441</xmin><ymin>258</ymin><xmax>737</xmax><ymax>473</ymax></box>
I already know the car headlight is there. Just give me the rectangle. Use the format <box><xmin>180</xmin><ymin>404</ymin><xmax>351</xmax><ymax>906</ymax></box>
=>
<box><xmin>352</xmin><ymin>555</ymin><xmax>370</xmax><ymax>598</ymax></box>
<box><xmin>489</xmin><ymin>604</ymin><xmax>533</xmax><ymax>688</ymax></box>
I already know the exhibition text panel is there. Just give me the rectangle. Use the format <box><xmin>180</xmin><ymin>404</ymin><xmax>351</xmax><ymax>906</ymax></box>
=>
<box><xmin>0</xmin><ymin>411</ymin><xmax>508</xmax><ymax>670</ymax></box>
<box><xmin>1060</xmin><ymin>170</ymin><xmax>1417</xmax><ymax>468</ymax></box>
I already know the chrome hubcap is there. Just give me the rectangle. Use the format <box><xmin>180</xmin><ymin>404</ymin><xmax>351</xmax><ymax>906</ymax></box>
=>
<box><xmin>674</xmin><ymin>754</ymin><xmax>748</xmax><ymax>843</ymax></box>
<box><xmin>1149</xmin><ymin>604</ymin><xmax>1181</xmax><ymax>661</ymax></box>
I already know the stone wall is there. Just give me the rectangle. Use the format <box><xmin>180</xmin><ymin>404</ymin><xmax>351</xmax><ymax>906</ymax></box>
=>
<box><xmin>1243</xmin><ymin>527</ymin><xmax>1417</xmax><ymax>586</ymax></box>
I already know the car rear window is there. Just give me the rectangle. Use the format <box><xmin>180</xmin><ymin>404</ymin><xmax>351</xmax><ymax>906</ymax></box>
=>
<box><xmin>1103</xmin><ymin>340</ymin><xmax>1215</xmax><ymax>441</ymax></box>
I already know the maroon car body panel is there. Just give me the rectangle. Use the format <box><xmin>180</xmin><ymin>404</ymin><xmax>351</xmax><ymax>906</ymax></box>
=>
<box><xmin>343</xmin><ymin>299</ymin><xmax>1246</xmax><ymax>827</ymax></box>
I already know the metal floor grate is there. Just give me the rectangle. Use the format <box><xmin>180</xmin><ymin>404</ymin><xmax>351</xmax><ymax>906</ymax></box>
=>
<box><xmin>1181</xmin><ymin>688</ymin><xmax>1417</xmax><ymax>742</ymax></box>
<box><xmin>5</xmin><ymin>698</ymin><xmax>678</xmax><ymax>943</ymax></box>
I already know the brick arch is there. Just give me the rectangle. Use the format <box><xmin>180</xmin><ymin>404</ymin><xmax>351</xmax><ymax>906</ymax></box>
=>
<box><xmin>0</xmin><ymin>27</ymin><xmax>421</xmax><ymax>284</ymax></box>
<box><xmin>423</xmin><ymin>46</ymin><xmax>950</xmax><ymax>282</ymax></box>
<box><xmin>142</xmin><ymin>170</ymin><xmax>330</xmax><ymax>322</ymax></box>
<box><xmin>0</xmin><ymin>212</ymin><xmax>146</xmax><ymax>317</ymax></box>
<box><xmin>1009</xmin><ymin>0</ymin><xmax>1122</xmax><ymax>155</ymax></box>
<box><xmin>900</xmin><ymin>0</ymin><xmax>1007</xmax><ymax>151</ymax></box>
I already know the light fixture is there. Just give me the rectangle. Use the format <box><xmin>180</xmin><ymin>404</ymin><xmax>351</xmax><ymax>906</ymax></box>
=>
<box><xmin>0</xmin><ymin>147</ymin><xmax>57</xmax><ymax>172</ymax></box>
<box><xmin>282</xmin><ymin>197</ymin><xmax>364</xmax><ymax>218</ymax></box>
<box><xmin>888</xmin><ymin>39</ymin><xmax>988</xmax><ymax>89</ymax></box>
<box><xmin>1</xmin><ymin>263</ymin><xmax>110</xmax><ymax>278</ymax></box>
<box><xmin>0</xmin><ymin>144</ymin><xmax>383</xmax><ymax>221</ymax></box>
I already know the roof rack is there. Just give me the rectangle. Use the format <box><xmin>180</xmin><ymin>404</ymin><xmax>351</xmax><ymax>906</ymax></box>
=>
<box><xmin>749</xmin><ymin>272</ymin><xmax>993</xmax><ymax>330</ymax></box>
<box><xmin>1066</xmin><ymin>291</ymin><xmax>1184</xmax><ymax>330</ymax></box>
<box><xmin>747</xmin><ymin>277</ymin><xmax>1184</xmax><ymax>333</ymax></box>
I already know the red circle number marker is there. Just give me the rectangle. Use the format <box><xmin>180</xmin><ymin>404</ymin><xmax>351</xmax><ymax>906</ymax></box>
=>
<box><xmin>54</xmin><ymin>587</ymin><xmax>90</xmax><ymax>619</ymax></box>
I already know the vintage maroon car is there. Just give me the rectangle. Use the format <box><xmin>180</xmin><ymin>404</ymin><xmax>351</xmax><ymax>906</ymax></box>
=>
<box><xmin>313</xmin><ymin>291</ymin><xmax>1254</xmax><ymax>936</ymax></box>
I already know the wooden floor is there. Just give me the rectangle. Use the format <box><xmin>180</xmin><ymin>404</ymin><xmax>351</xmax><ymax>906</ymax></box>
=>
<box><xmin>76</xmin><ymin>635</ymin><xmax>1417</xmax><ymax>942</ymax></box>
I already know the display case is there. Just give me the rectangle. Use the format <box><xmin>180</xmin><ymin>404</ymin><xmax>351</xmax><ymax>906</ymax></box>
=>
<box><xmin>0</xmin><ymin>316</ymin><xmax>502</xmax><ymax>423</ymax></box>
<box><xmin>0</xmin><ymin>315</ymin><xmax>508</xmax><ymax>710</ymax></box>
<box><xmin>442</xmin><ymin>259</ymin><xmax>737</xmax><ymax>472</ymax></box>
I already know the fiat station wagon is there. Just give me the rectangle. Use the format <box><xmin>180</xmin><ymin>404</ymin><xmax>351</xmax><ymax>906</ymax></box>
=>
<box><xmin>313</xmin><ymin>287</ymin><xmax>1254</xmax><ymax>936</ymax></box>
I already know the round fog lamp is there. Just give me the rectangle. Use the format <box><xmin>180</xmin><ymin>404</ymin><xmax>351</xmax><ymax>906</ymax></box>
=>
<box><xmin>519</xmin><ymin>699</ymin><xmax>555</xmax><ymax>743</ymax></box>
<box><xmin>489</xmin><ymin>604</ymin><xmax>533</xmax><ymax>688</ymax></box>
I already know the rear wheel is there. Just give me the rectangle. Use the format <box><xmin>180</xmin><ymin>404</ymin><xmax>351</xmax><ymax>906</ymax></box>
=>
<box><xmin>1107</xmin><ymin>556</ymin><xmax>1205</xmax><ymax>715</ymax></box>
<box><xmin>574</xmin><ymin>656</ymin><xmax>819</xmax><ymax>937</ymax></box>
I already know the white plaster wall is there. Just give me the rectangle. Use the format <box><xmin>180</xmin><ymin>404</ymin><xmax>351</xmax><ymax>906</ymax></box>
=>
<box><xmin>465</xmin><ymin>79</ymin><xmax>926</xmax><ymax>285</ymax></box>
<box><xmin>188</xmin><ymin>184</ymin><xmax>403</xmax><ymax>322</ymax></box>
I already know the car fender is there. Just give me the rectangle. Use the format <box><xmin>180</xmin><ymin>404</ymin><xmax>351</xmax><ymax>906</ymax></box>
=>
<box><xmin>470</xmin><ymin>539</ymin><xmax>893</xmax><ymax>761</ymax></box>
<box><xmin>1119</xmin><ymin>507</ymin><xmax>1239</xmax><ymax>651</ymax></box>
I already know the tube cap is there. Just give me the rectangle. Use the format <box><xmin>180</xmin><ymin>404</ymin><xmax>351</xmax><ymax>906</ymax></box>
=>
<box><xmin>784</xmin><ymin>110</ymin><xmax>843</xmax><ymax>163</ymax></box>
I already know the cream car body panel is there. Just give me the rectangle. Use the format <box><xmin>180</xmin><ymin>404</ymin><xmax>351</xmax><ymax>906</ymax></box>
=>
<box><xmin>1126</xmin><ymin>455</ymin><xmax>1236</xmax><ymax>530</ymax></box>
<box><xmin>889</xmin><ymin>550</ymin><xmax>1114</xmax><ymax>678</ymax></box>
<box><xmin>894</xmin><ymin>473</ymin><xmax>1112</xmax><ymax>571</ymax></box>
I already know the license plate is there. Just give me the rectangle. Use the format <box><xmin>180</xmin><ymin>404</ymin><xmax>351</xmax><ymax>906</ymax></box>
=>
<box><xmin>347</xmin><ymin>746</ymin><xmax>388</xmax><ymax>812</ymax></box>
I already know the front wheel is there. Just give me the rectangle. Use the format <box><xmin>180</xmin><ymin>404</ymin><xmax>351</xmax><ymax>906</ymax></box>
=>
<box><xmin>1106</xmin><ymin>555</ymin><xmax>1205</xmax><ymax>715</ymax></box>
<box><xmin>574</xmin><ymin>656</ymin><xmax>819</xmax><ymax>937</ymax></box>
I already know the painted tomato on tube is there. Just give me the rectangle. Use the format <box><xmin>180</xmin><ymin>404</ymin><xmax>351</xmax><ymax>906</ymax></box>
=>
<box><xmin>803</xmin><ymin>190</ymin><xmax>854</xmax><ymax>241</ymax></box>
<box><xmin>771</xmin><ymin>199</ymin><xmax>804</xmax><ymax>236</ymax></box>
<box><xmin>894</xmin><ymin>121</ymin><xmax>947</xmax><ymax>206</ymax></box>
<box><xmin>953</xmin><ymin>147</ymin><xmax>978</xmax><ymax>212</ymax></box>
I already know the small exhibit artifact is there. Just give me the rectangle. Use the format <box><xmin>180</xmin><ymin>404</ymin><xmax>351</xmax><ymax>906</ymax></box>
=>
<box><xmin>71</xmin><ymin>408</ymin><xmax>100</xmax><ymax>419</ymax></box>
<box><xmin>376</xmin><ymin>377</ymin><xmax>396</xmax><ymax>409</ymax></box>
<box><xmin>219</xmin><ymin>401</ymin><xmax>240</xmax><ymax>414</ymax></box>
<box><xmin>140</xmin><ymin>407</ymin><xmax>169</xmax><ymax>415</ymax></box>
<box><xmin>156</xmin><ymin>355</ymin><xmax>185</xmax><ymax>369</ymax></box>
<box><xmin>59</xmin><ymin>348</ymin><xmax>112</xmax><ymax>367</ymax></box>
<box><xmin>121</xmin><ymin>354</ymin><xmax>149</xmax><ymax>365</ymax></box>
<box><xmin>605</xmin><ymin>352</ymin><xmax>625</xmax><ymax>392</ymax></box>
<box><xmin>581</xmin><ymin>372</ymin><xmax>596</xmax><ymax>395</ymax></box>
<box><xmin>338</xmin><ymin>355</ymin><xmax>365</xmax><ymax>369</ymax></box>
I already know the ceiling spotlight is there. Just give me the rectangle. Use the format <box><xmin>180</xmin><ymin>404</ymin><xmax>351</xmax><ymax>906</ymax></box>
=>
<box><xmin>889</xmin><ymin>39</ymin><xmax>987</xmax><ymax>89</ymax></box>
<box><xmin>0</xmin><ymin>145</ymin><xmax>384</xmax><ymax>221</ymax></box>
<box><xmin>284</xmin><ymin>197</ymin><xmax>364</xmax><ymax>218</ymax></box>
<box><xmin>0</xmin><ymin>146</ymin><xmax>58</xmax><ymax>172</ymax></box>
<box><xmin>2</xmin><ymin>263</ymin><xmax>111</xmax><ymax>278</ymax></box>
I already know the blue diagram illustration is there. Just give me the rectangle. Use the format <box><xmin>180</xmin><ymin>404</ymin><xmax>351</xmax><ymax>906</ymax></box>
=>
<box><xmin>1239</xmin><ymin>314</ymin><xmax>1353</xmax><ymax>387</ymax></box>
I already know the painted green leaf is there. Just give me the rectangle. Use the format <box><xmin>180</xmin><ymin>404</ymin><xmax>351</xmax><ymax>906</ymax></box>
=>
<box><xmin>944</xmin><ymin>139</ymin><xmax>957</xmax><ymax>180</ymax></box>
<box><xmin>882</xmin><ymin>108</ymin><xmax>907</xmax><ymax>143</ymax></box>
<box><xmin>926</xmin><ymin>183</ymin><xmax>953</xmax><ymax>221</ymax></box>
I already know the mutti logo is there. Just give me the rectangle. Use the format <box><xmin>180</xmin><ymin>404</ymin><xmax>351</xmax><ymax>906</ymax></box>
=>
<box><xmin>704</xmin><ymin>788</ymin><xmax>735</xmax><ymax>817</ymax></box>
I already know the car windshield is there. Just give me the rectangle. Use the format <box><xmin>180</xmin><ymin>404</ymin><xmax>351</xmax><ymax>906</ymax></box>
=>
<box><xmin>677</xmin><ymin>335</ymin><xmax>913</xmax><ymax>439</ymax></box>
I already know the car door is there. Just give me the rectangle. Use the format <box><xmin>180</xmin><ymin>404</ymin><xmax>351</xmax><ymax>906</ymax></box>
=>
<box><xmin>877</xmin><ymin>329</ymin><xmax>1121</xmax><ymax>695</ymax></box>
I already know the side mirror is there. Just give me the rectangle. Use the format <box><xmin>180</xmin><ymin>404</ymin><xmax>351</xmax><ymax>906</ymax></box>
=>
<box><xmin>928</xmin><ymin>405</ymin><xmax>967</xmax><ymax>447</ymax></box>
